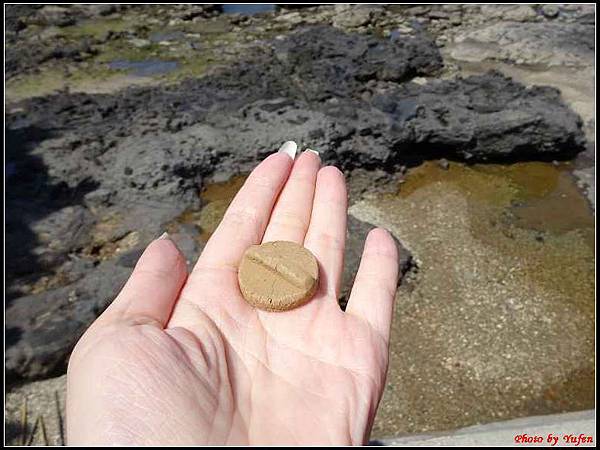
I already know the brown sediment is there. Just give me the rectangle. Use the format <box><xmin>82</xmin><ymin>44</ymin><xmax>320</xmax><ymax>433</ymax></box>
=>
<box><xmin>168</xmin><ymin>174</ymin><xmax>249</xmax><ymax>243</ymax></box>
<box><xmin>200</xmin><ymin>174</ymin><xmax>247</xmax><ymax>203</ymax></box>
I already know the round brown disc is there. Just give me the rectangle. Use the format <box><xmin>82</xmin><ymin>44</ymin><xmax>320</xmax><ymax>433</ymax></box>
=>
<box><xmin>238</xmin><ymin>241</ymin><xmax>319</xmax><ymax>312</ymax></box>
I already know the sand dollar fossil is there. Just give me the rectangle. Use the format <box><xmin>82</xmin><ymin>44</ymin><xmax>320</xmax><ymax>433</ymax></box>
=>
<box><xmin>238</xmin><ymin>241</ymin><xmax>319</xmax><ymax>312</ymax></box>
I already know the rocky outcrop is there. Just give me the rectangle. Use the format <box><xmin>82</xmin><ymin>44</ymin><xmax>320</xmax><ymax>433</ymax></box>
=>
<box><xmin>340</xmin><ymin>216</ymin><xmax>414</xmax><ymax>310</ymax></box>
<box><xmin>5</xmin><ymin>24</ymin><xmax>588</xmax><ymax>381</ymax></box>
<box><xmin>450</xmin><ymin>21</ymin><xmax>594</xmax><ymax>67</ymax></box>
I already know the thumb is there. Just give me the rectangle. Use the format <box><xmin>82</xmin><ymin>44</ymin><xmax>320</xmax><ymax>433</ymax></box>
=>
<box><xmin>99</xmin><ymin>233</ymin><xmax>188</xmax><ymax>328</ymax></box>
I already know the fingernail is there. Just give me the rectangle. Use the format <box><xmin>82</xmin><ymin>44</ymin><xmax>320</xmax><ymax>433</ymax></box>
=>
<box><xmin>305</xmin><ymin>148</ymin><xmax>320</xmax><ymax>156</ymax></box>
<box><xmin>157</xmin><ymin>231</ymin><xmax>170</xmax><ymax>240</ymax></box>
<box><xmin>278</xmin><ymin>141</ymin><xmax>297</xmax><ymax>160</ymax></box>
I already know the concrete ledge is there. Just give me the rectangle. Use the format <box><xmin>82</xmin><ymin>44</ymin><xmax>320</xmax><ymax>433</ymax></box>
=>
<box><xmin>372</xmin><ymin>410</ymin><xmax>596</xmax><ymax>446</ymax></box>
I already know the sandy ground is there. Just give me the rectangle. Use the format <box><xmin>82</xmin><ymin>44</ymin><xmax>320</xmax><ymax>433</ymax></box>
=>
<box><xmin>5</xmin><ymin>376</ymin><xmax>66</xmax><ymax>446</ymax></box>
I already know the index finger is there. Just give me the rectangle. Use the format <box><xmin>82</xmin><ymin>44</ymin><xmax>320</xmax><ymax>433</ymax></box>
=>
<box><xmin>192</xmin><ymin>149</ymin><xmax>294</xmax><ymax>275</ymax></box>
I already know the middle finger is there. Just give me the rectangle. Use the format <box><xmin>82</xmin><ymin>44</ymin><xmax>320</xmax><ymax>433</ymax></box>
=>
<box><xmin>262</xmin><ymin>149</ymin><xmax>321</xmax><ymax>244</ymax></box>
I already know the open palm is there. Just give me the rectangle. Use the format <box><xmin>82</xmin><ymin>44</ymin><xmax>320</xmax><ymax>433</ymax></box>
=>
<box><xmin>67</xmin><ymin>148</ymin><xmax>400</xmax><ymax>445</ymax></box>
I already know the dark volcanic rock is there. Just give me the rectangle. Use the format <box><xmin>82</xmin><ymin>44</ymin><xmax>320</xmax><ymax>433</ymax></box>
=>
<box><xmin>9</xmin><ymin>205</ymin><xmax>94</xmax><ymax>277</ymax></box>
<box><xmin>371</xmin><ymin>71</ymin><xmax>586</xmax><ymax>161</ymax></box>
<box><xmin>4</xmin><ymin>5</ymin><xmax>39</xmax><ymax>34</ymax></box>
<box><xmin>7</xmin><ymin>28</ymin><xmax>584</xmax><ymax>175</ymax></box>
<box><xmin>6</xmin><ymin>261</ymin><xmax>130</xmax><ymax>381</ymax></box>
<box><xmin>272</xmin><ymin>25</ymin><xmax>443</xmax><ymax>100</ymax></box>
<box><xmin>340</xmin><ymin>216</ymin><xmax>414</xmax><ymax>310</ymax></box>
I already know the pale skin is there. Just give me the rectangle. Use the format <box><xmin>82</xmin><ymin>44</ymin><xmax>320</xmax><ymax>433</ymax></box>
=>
<box><xmin>67</xmin><ymin>149</ymin><xmax>400</xmax><ymax>445</ymax></box>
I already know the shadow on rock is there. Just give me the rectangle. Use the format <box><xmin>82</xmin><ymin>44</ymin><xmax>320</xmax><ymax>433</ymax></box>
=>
<box><xmin>5</xmin><ymin>126</ymin><xmax>99</xmax><ymax>306</ymax></box>
<box><xmin>5</xmin><ymin>124</ymin><xmax>116</xmax><ymax>384</ymax></box>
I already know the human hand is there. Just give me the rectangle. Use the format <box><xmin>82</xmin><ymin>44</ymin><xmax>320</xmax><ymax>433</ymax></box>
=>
<box><xmin>67</xmin><ymin>146</ymin><xmax>400</xmax><ymax>445</ymax></box>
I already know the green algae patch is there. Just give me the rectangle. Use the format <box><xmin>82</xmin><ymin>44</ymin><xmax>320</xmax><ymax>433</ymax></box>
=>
<box><xmin>5</xmin><ymin>62</ymin><xmax>156</xmax><ymax>103</ymax></box>
<box><xmin>6</xmin><ymin>69</ymin><xmax>68</xmax><ymax>102</ymax></box>
<box><xmin>94</xmin><ymin>42</ymin><xmax>164</xmax><ymax>65</ymax></box>
<box><xmin>60</xmin><ymin>17</ymin><xmax>139</xmax><ymax>40</ymax></box>
<box><xmin>6</xmin><ymin>17</ymin><xmax>242</xmax><ymax>102</ymax></box>
<box><xmin>164</xmin><ymin>54</ymin><xmax>216</xmax><ymax>83</ymax></box>
<box><xmin>6</xmin><ymin>64</ymin><xmax>124</xmax><ymax>102</ymax></box>
<box><xmin>6</xmin><ymin>9</ymin><xmax>295</xmax><ymax>102</ymax></box>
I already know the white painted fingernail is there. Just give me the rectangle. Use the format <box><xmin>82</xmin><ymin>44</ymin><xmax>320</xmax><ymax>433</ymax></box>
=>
<box><xmin>305</xmin><ymin>148</ymin><xmax>320</xmax><ymax>156</ymax></box>
<box><xmin>278</xmin><ymin>141</ymin><xmax>297</xmax><ymax>160</ymax></box>
<box><xmin>157</xmin><ymin>231</ymin><xmax>170</xmax><ymax>240</ymax></box>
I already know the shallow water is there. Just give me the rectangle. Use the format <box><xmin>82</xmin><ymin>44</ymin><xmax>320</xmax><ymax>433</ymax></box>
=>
<box><xmin>398</xmin><ymin>161</ymin><xmax>594</xmax><ymax>238</ymax></box>
<box><xmin>107</xmin><ymin>59</ymin><xmax>179</xmax><ymax>77</ymax></box>
<box><xmin>192</xmin><ymin>161</ymin><xmax>595</xmax><ymax>255</ymax></box>
<box><xmin>175</xmin><ymin>174</ymin><xmax>248</xmax><ymax>242</ymax></box>
<box><xmin>353</xmin><ymin>160</ymin><xmax>595</xmax><ymax>436</ymax></box>
<box><xmin>221</xmin><ymin>4</ymin><xmax>276</xmax><ymax>15</ymax></box>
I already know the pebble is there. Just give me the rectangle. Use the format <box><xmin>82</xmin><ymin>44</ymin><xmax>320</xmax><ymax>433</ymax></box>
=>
<box><xmin>438</xmin><ymin>159</ymin><xmax>450</xmax><ymax>170</ymax></box>
<box><xmin>541</xmin><ymin>4</ymin><xmax>560</xmax><ymax>19</ymax></box>
<box><xmin>130</xmin><ymin>38</ymin><xmax>151</xmax><ymax>48</ymax></box>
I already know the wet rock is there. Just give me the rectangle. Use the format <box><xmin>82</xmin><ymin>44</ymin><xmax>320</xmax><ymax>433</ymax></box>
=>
<box><xmin>347</xmin><ymin>168</ymin><xmax>404</xmax><ymax>202</ymax></box>
<box><xmin>170</xmin><ymin>224</ymin><xmax>204</xmax><ymax>268</ymax></box>
<box><xmin>428</xmin><ymin>11</ymin><xmax>450</xmax><ymax>20</ymax></box>
<box><xmin>116</xmin><ymin>247</ymin><xmax>145</xmax><ymax>268</ymax></box>
<box><xmin>7</xmin><ymin>205</ymin><xmax>94</xmax><ymax>278</ymax></box>
<box><xmin>12</xmin><ymin>33</ymin><xmax>589</xmax><ymax>166</ymax></box>
<box><xmin>479</xmin><ymin>5</ymin><xmax>537</xmax><ymax>22</ymax></box>
<box><xmin>4</xmin><ymin>5</ymin><xmax>39</xmax><ymax>34</ymax></box>
<box><xmin>7</xmin><ymin>28</ymin><xmax>585</xmax><ymax>190</ymax></box>
<box><xmin>573</xmin><ymin>144</ymin><xmax>596</xmax><ymax>211</ymax></box>
<box><xmin>441</xmin><ymin>5</ymin><xmax>463</xmax><ymax>13</ymax></box>
<box><xmin>407</xmin><ymin>6</ymin><xmax>430</xmax><ymax>16</ymax></box>
<box><xmin>175</xmin><ymin>5</ymin><xmax>220</xmax><ymax>21</ymax></box>
<box><xmin>449</xmin><ymin>14</ymin><xmax>462</xmax><ymax>26</ymax></box>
